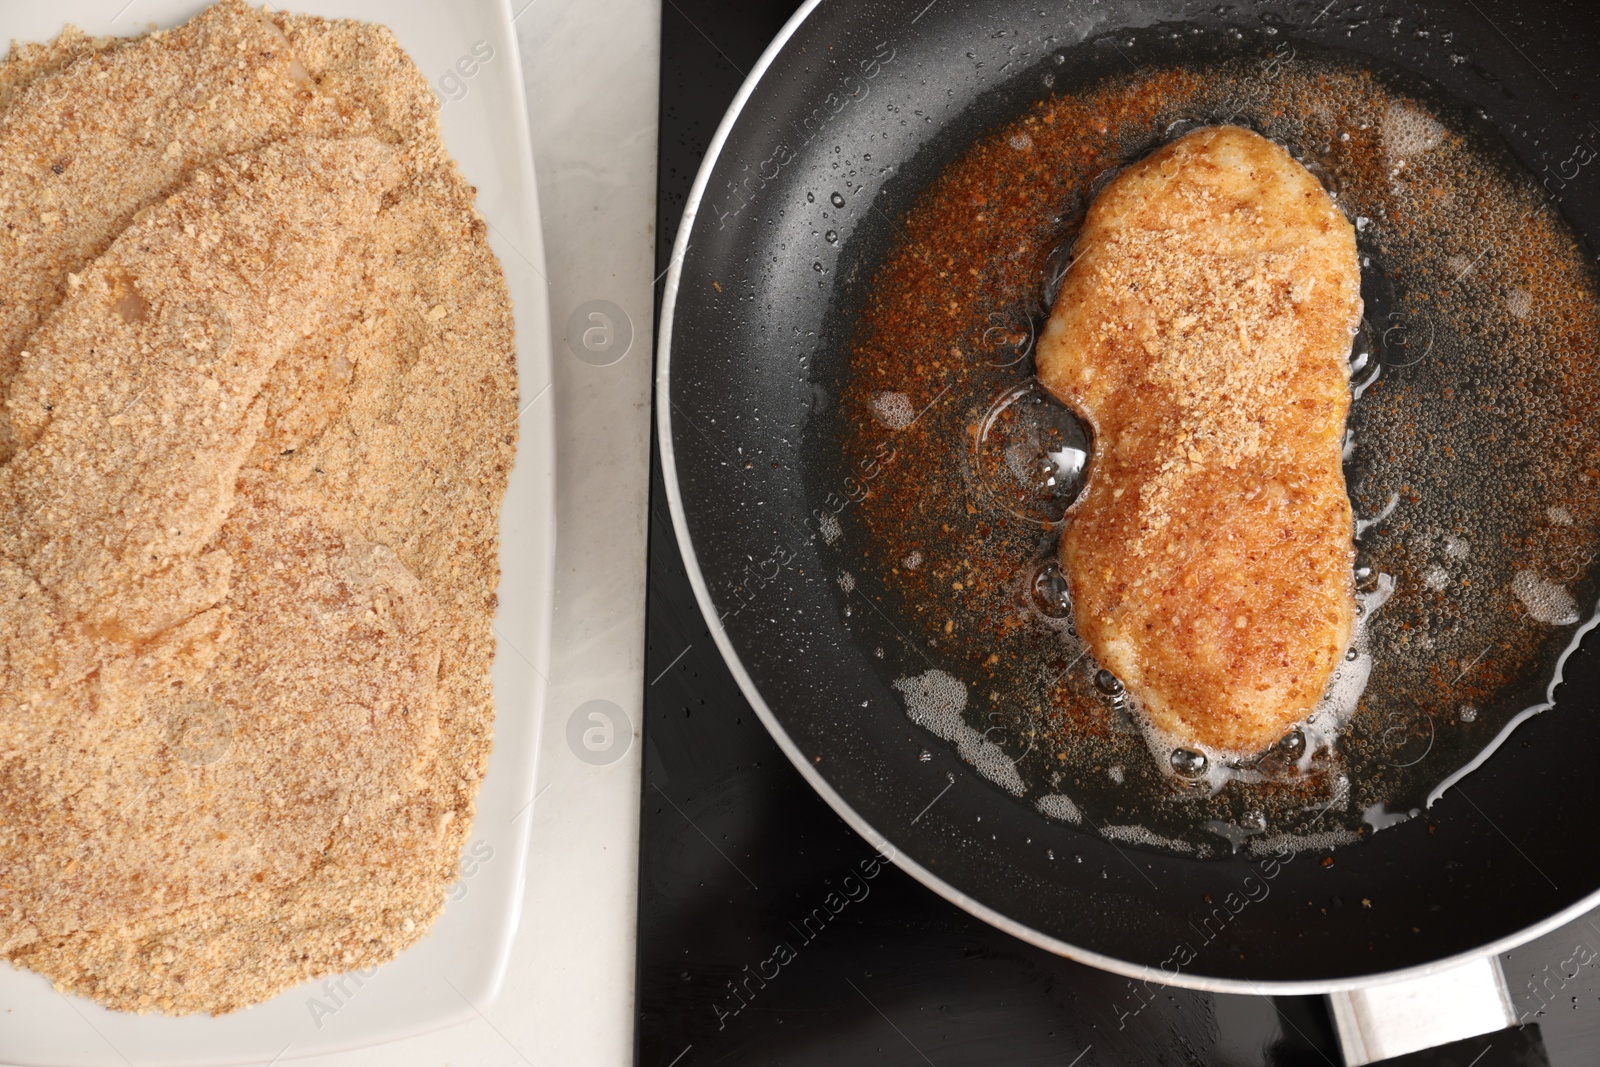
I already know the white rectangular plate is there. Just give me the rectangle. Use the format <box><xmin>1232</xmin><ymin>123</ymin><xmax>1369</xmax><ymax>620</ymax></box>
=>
<box><xmin>0</xmin><ymin>1</ymin><xmax>556</xmax><ymax>1064</ymax></box>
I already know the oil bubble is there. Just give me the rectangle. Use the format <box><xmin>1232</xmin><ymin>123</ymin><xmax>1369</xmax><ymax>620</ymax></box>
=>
<box><xmin>974</xmin><ymin>380</ymin><xmax>1091</xmax><ymax>526</ymax></box>
<box><xmin>1031</xmin><ymin>561</ymin><xmax>1072</xmax><ymax>619</ymax></box>
<box><xmin>1170</xmin><ymin>748</ymin><xmax>1208</xmax><ymax>778</ymax></box>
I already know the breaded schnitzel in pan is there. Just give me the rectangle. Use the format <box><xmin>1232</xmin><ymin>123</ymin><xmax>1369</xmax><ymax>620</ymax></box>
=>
<box><xmin>1037</xmin><ymin>126</ymin><xmax>1363</xmax><ymax>757</ymax></box>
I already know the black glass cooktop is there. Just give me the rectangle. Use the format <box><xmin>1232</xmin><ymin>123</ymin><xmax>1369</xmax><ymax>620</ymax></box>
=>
<box><xmin>636</xmin><ymin>2</ymin><xmax>1600</xmax><ymax>1064</ymax></box>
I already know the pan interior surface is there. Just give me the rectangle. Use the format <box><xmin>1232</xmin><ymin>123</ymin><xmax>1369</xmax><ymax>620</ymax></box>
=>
<box><xmin>662</xmin><ymin>0</ymin><xmax>1600</xmax><ymax>987</ymax></box>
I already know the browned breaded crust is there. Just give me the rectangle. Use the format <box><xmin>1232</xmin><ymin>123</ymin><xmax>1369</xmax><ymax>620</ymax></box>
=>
<box><xmin>1037</xmin><ymin>125</ymin><xmax>1361</xmax><ymax>754</ymax></box>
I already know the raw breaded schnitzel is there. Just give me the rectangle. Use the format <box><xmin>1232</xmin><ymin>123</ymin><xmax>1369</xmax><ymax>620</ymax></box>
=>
<box><xmin>1036</xmin><ymin>125</ymin><xmax>1361</xmax><ymax>755</ymax></box>
<box><xmin>0</xmin><ymin>0</ymin><xmax>435</xmax><ymax>463</ymax></box>
<box><xmin>0</xmin><ymin>3</ymin><xmax>517</xmax><ymax>1015</ymax></box>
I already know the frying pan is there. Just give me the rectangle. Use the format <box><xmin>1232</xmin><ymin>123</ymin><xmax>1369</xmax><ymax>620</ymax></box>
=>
<box><xmin>656</xmin><ymin>0</ymin><xmax>1600</xmax><ymax>995</ymax></box>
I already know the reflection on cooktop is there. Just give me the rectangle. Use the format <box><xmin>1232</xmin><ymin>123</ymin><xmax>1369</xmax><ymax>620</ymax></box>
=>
<box><xmin>637</xmin><ymin>1</ymin><xmax>1600</xmax><ymax>1064</ymax></box>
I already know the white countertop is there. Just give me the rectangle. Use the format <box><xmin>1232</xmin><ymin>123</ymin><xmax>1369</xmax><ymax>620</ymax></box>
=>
<box><xmin>287</xmin><ymin>0</ymin><xmax>660</xmax><ymax>1062</ymax></box>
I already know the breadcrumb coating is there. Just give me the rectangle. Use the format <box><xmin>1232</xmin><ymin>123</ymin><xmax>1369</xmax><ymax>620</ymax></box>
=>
<box><xmin>1038</xmin><ymin>126</ymin><xmax>1360</xmax><ymax>754</ymax></box>
<box><xmin>0</xmin><ymin>2</ymin><xmax>515</xmax><ymax>1015</ymax></box>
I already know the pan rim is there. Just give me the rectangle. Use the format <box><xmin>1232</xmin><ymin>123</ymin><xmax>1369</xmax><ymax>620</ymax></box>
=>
<box><xmin>652</xmin><ymin>0</ymin><xmax>1600</xmax><ymax>995</ymax></box>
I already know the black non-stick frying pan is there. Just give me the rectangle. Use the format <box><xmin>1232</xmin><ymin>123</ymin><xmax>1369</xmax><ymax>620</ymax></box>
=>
<box><xmin>657</xmin><ymin>0</ymin><xmax>1600</xmax><ymax>992</ymax></box>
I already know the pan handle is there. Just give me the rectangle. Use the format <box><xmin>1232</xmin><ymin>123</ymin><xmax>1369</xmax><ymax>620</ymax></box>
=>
<box><xmin>1326</xmin><ymin>955</ymin><xmax>1541</xmax><ymax>1064</ymax></box>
